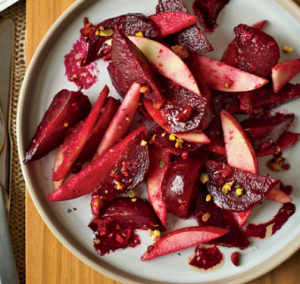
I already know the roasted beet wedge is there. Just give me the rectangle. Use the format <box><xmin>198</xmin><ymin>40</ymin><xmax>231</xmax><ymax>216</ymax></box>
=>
<box><xmin>48</xmin><ymin>126</ymin><xmax>149</xmax><ymax>201</ymax></box>
<box><xmin>147</xmin><ymin>146</ymin><xmax>170</xmax><ymax>226</ymax></box>
<box><xmin>195</xmin><ymin>185</ymin><xmax>249</xmax><ymax>249</ymax></box>
<box><xmin>23</xmin><ymin>89</ymin><xmax>91</xmax><ymax>164</ymax></box>
<box><xmin>141</xmin><ymin>226</ymin><xmax>229</xmax><ymax>261</ymax></box>
<box><xmin>152</xmin><ymin>125</ymin><xmax>202</xmax><ymax>155</ymax></box>
<box><xmin>89</xmin><ymin>217</ymin><xmax>141</xmax><ymax>256</ymax></box>
<box><xmin>76</xmin><ymin>97</ymin><xmax>120</xmax><ymax>164</ymax></box>
<box><xmin>53</xmin><ymin>86</ymin><xmax>109</xmax><ymax>181</ymax></box>
<box><xmin>149</xmin><ymin>12</ymin><xmax>197</xmax><ymax>38</ymax></box>
<box><xmin>156</xmin><ymin>0</ymin><xmax>213</xmax><ymax>53</ymax></box>
<box><xmin>193</xmin><ymin>0</ymin><xmax>230</xmax><ymax>31</ymax></box>
<box><xmin>222</xmin><ymin>24</ymin><xmax>280</xmax><ymax>78</ymax></box>
<box><xmin>110</xmin><ymin>25</ymin><xmax>164</xmax><ymax>105</ymax></box>
<box><xmin>256</xmin><ymin>132</ymin><xmax>300</xmax><ymax>157</ymax></box>
<box><xmin>162</xmin><ymin>150</ymin><xmax>209</xmax><ymax>219</ymax></box>
<box><xmin>93</xmin><ymin>82</ymin><xmax>141</xmax><ymax>160</ymax></box>
<box><xmin>82</xmin><ymin>13</ymin><xmax>160</xmax><ymax>65</ymax></box>
<box><xmin>241</xmin><ymin>113</ymin><xmax>294</xmax><ymax>150</ymax></box>
<box><xmin>205</xmin><ymin>160</ymin><xmax>281</xmax><ymax>211</ymax></box>
<box><xmin>97</xmin><ymin>197</ymin><xmax>165</xmax><ymax>231</ymax></box>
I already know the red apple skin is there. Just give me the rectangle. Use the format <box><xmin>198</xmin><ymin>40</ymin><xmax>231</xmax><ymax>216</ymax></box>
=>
<box><xmin>187</xmin><ymin>54</ymin><xmax>268</xmax><ymax>92</ymax></box>
<box><xmin>93</xmin><ymin>82</ymin><xmax>141</xmax><ymax>160</ymax></box>
<box><xmin>147</xmin><ymin>147</ymin><xmax>171</xmax><ymax>226</ymax></box>
<box><xmin>141</xmin><ymin>226</ymin><xmax>229</xmax><ymax>261</ymax></box>
<box><xmin>220</xmin><ymin>109</ymin><xmax>258</xmax><ymax>174</ymax></box>
<box><xmin>48</xmin><ymin>126</ymin><xmax>147</xmax><ymax>202</ymax></box>
<box><xmin>52</xmin><ymin>86</ymin><xmax>109</xmax><ymax>181</ymax></box>
<box><xmin>149</xmin><ymin>12</ymin><xmax>197</xmax><ymax>38</ymax></box>
<box><xmin>128</xmin><ymin>36</ymin><xmax>200</xmax><ymax>96</ymax></box>
<box><xmin>23</xmin><ymin>90</ymin><xmax>91</xmax><ymax>164</ymax></box>
<box><xmin>272</xmin><ymin>59</ymin><xmax>300</xmax><ymax>93</ymax></box>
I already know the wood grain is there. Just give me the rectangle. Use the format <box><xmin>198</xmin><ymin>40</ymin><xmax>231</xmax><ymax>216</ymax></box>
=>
<box><xmin>26</xmin><ymin>0</ymin><xmax>300</xmax><ymax>283</ymax></box>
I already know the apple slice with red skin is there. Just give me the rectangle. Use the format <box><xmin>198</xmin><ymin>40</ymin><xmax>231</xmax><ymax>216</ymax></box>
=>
<box><xmin>52</xmin><ymin>86</ymin><xmax>109</xmax><ymax>181</ymax></box>
<box><xmin>187</xmin><ymin>54</ymin><xmax>268</xmax><ymax>92</ymax></box>
<box><xmin>23</xmin><ymin>89</ymin><xmax>91</xmax><ymax>164</ymax></box>
<box><xmin>48</xmin><ymin>126</ymin><xmax>148</xmax><ymax>202</ymax></box>
<box><xmin>149</xmin><ymin>12</ymin><xmax>197</xmax><ymax>38</ymax></box>
<box><xmin>93</xmin><ymin>82</ymin><xmax>141</xmax><ymax>160</ymax></box>
<box><xmin>52</xmin><ymin>120</ymin><xmax>85</xmax><ymax>190</ymax></box>
<box><xmin>272</xmin><ymin>59</ymin><xmax>300</xmax><ymax>93</ymax></box>
<box><xmin>220</xmin><ymin>109</ymin><xmax>258</xmax><ymax>173</ymax></box>
<box><xmin>141</xmin><ymin>226</ymin><xmax>229</xmax><ymax>261</ymax></box>
<box><xmin>267</xmin><ymin>187</ymin><xmax>292</xmax><ymax>203</ymax></box>
<box><xmin>147</xmin><ymin>146</ymin><xmax>171</xmax><ymax>226</ymax></box>
<box><xmin>128</xmin><ymin>36</ymin><xmax>200</xmax><ymax>96</ymax></box>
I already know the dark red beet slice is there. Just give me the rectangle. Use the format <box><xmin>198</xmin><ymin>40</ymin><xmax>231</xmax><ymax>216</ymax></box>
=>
<box><xmin>82</xmin><ymin>13</ymin><xmax>160</xmax><ymax>65</ymax></box>
<box><xmin>141</xmin><ymin>226</ymin><xmax>229</xmax><ymax>261</ymax></box>
<box><xmin>162</xmin><ymin>150</ymin><xmax>208</xmax><ymax>219</ymax></box>
<box><xmin>206</xmin><ymin>134</ymin><xmax>226</xmax><ymax>155</ymax></box>
<box><xmin>48</xmin><ymin>126</ymin><xmax>149</xmax><ymax>201</ymax></box>
<box><xmin>23</xmin><ymin>90</ymin><xmax>91</xmax><ymax>164</ymax></box>
<box><xmin>96</xmin><ymin>197</ymin><xmax>165</xmax><ymax>231</ymax></box>
<box><xmin>237</xmin><ymin>90</ymin><xmax>256</xmax><ymax>114</ymax></box>
<box><xmin>147</xmin><ymin>146</ymin><xmax>170</xmax><ymax>226</ymax></box>
<box><xmin>156</xmin><ymin>74</ymin><xmax>212</xmax><ymax>133</ymax></box>
<box><xmin>110</xmin><ymin>25</ymin><xmax>164</xmax><ymax>105</ymax></box>
<box><xmin>53</xmin><ymin>86</ymin><xmax>109</xmax><ymax>181</ymax></box>
<box><xmin>75</xmin><ymin>97</ymin><xmax>120</xmax><ymax>164</ymax></box>
<box><xmin>193</xmin><ymin>0</ymin><xmax>230</xmax><ymax>31</ymax></box>
<box><xmin>149</xmin><ymin>12</ymin><xmax>197</xmax><ymax>38</ymax></box>
<box><xmin>205</xmin><ymin>160</ymin><xmax>281</xmax><ymax>211</ymax></box>
<box><xmin>152</xmin><ymin>125</ymin><xmax>202</xmax><ymax>155</ymax></box>
<box><xmin>89</xmin><ymin>217</ymin><xmax>140</xmax><ymax>256</ymax></box>
<box><xmin>156</xmin><ymin>0</ymin><xmax>213</xmax><ymax>53</ymax></box>
<box><xmin>256</xmin><ymin>132</ymin><xmax>300</xmax><ymax>157</ymax></box>
<box><xmin>241</xmin><ymin>113</ymin><xmax>294</xmax><ymax>150</ymax></box>
<box><xmin>231</xmin><ymin>252</ymin><xmax>239</xmax><ymax>266</ymax></box>
<box><xmin>195</xmin><ymin>184</ymin><xmax>249</xmax><ymax>249</ymax></box>
<box><xmin>251</xmin><ymin>83</ymin><xmax>300</xmax><ymax>113</ymax></box>
<box><xmin>189</xmin><ymin>245</ymin><xmax>223</xmax><ymax>270</ymax></box>
<box><xmin>222</xmin><ymin>24</ymin><xmax>280</xmax><ymax>78</ymax></box>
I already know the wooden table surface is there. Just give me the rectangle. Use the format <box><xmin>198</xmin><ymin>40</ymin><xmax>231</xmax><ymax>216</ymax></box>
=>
<box><xmin>26</xmin><ymin>0</ymin><xmax>300</xmax><ymax>283</ymax></box>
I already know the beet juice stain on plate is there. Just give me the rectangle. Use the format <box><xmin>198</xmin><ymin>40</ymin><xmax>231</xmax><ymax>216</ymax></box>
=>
<box><xmin>189</xmin><ymin>245</ymin><xmax>224</xmax><ymax>272</ymax></box>
<box><xmin>64</xmin><ymin>35</ymin><xmax>99</xmax><ymax>90</ymax></box>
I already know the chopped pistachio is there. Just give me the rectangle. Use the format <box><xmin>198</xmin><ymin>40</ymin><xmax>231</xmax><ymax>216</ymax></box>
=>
<box><xmin>161</xmin><ymin>132</ymin><xmax>166</xmax><ymax>137</ymax></box>
<box><xmin>140</xmin><ymin>86</ymin><xmax>150</xmax><ymax>94</ymax></box>
<box><xmin>169</xmin><ymin>134</ymin><xmax>176</xmax><ymax>141</ymax></box>
<box><xmin>114</xmin><ymin>181</ymin><xmax>123</xmax><ymax>190</ymax></box>
<box><xmin>159</xmin><ymin>160</ymin><xmax>165</xmax><ymax>168</ymax></box>
<box><xmin>234</xmin><ymin>184</ymin><xmax>241</xmax><ymax>189</ymax></box>
<box><xmin>236</xmin><ymin>188</ymin><xmax>243</xmax><ymax>196</ymax></box>
<box><xmin>135</xmin><ymin>31</ymin><xmax>144</xmax><ymax>37</ymax></box>
<box><xmin>175</xmin><ymin>138</ymin><xmax>183</xmax><ymax>148</ymax></box>
<box><xmin>200</xmin><ymin>173</ymin><xmax>209</xmax><ymax>184</ymax></box>
<box><xmin>131</xmin><ymin>197</ymin><xmax>137</xmax><ymax>202</ymax></box>
<box><xmin>141</xmin><ymin>140</ymin><xmax>148</xmax><ymax>146</ymax></box>
<box><xmin>64</xmin><ymin>122</ymin><xmax>68</xmax><ymax>127</ymax></box>
<box><xmin>99</xmin><ymin>29</ymin><xmax>113</xmax><ymax>37</ymax></box>
<box><xmin>267</xmin><ymin>157</ymin><xmax>284</xmax><ymax>172</ymax></box>
<box><xmin>149</xmin><ymin>229</ymin><xmax>161</xmax><ymax>241</ymax></box>
<box><xmin>222</xmin><ymin>181</ymin><xmax>235</xmax><ymax>194</ymax></box>
<box><xmin>127</xmin><ymin>190</ymin><xmax>136</xmax><ymax>198</ymax></box>
<box><xmin>202</xmin><ymin>212</ymin><xmax>210</xmax><ymax>222</ymax></box>
<box><xmin>282</xmin><ymin>45</ymin><xmax>293</xmax><ymax>53</ymax></box>
<box><xmin>206</xmin><ymin>194</ymin><xmax>212</xmax><ymax>202</ymax></box>
<box><xmin>93</xmin><ymin>238</ymin><xmax>100</xmax><ymax>244</ymax></box>
<box><xmin>125</xmin><ymin>116</ymin><xmax>130</xmax><ymax>122</ymax></box>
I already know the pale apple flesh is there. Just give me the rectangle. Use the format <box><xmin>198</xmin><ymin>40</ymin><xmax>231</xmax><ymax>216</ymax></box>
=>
<box><xmin>128</xmin><ymin>36</ymin><xmax>200</xmax><ymax>96</ymax></box>
<box><xmin>272</xmin><ymin>59</ymin><xmax>300</xmax><ymax>93</ymax></box>
<box><xmin>188</xmin><ymin>54</ymin><xmax>268</xmax><ymax>92</ymax></box>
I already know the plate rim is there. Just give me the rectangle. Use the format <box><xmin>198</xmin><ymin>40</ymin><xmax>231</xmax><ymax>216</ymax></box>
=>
<box><xmin>17</xmin><ymin>0</ymin><xmax>300</xmax><ymax>283</ymax></box>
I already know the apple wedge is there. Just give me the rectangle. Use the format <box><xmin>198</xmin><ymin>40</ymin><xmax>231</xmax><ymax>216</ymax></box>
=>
<box><xmin>267</xmin><ymin>187</ymin><xmax>292</xmax><ymax>203</ymax></box>
<box><xmin>220</xmin><ymin>109</ymin><xmax>258</xmax><ymax>173</ymax></box>
<box><xmin>52</xmin><ymin>86</ymin><xmax>109</xmax><ymax>181</ymax></box>
<box><xmin>147</xmin><ymin>147</ymin><xmax>170</xmax><ymax>226</ymax></box>
<box><xmin>272</xmin><ymin>59</ymin><xmax>300</xmax><ymax>93</ymax></box>
<box><xmin>187</xmin><ymin>54</ymin><xmax>268</xmax><ymax>92</ymax></box>
<box><xmin>93</xmin><ymin>82</ymin><xmax>141</xmax><ymax>160</ymax></box>
<box><xmin>128</xmin><ymin>36</ymin><xmax>200</xmax><ymax>96</ymax></box>
<box><xmin>149</xmin><ymin>12</ymin><xmax>197</xmax><ymax>38</ymax></box>
<box><xmin>141</xmin><ymin>226</ymin><xmax>229</xmax><ymax>261</ymax></box>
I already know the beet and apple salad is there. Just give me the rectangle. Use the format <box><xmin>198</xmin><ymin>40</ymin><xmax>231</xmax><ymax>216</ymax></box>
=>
<box><xmin>24</xmin><ymin>0</ymin><xmax>300</xmax><ymax>272</ymax></box>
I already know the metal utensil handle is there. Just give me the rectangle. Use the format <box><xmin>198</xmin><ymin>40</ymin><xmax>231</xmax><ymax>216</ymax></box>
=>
<box><xmin>0</xmin><ymin>184</ymin><xmax>18</xmax><ymax>284</ymax></box>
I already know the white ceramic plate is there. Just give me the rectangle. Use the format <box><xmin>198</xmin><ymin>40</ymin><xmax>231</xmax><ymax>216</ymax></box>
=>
<box><xmin>17</xmin><ymin>0</ymin><xmax>300</xmax><ymax>283</ymax></box>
